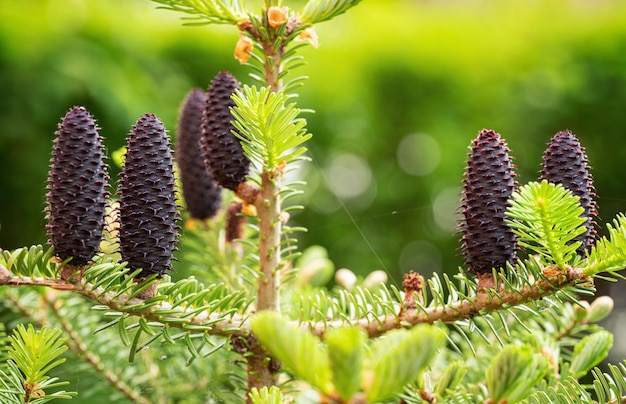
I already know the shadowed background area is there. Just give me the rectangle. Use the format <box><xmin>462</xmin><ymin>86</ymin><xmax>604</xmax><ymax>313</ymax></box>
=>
<box><xmin>2</xmin><ymin>0</ymin><xmax>626</xmax><ymax>358</ymax></box>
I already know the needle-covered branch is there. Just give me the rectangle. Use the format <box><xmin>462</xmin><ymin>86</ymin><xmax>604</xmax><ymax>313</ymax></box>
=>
<box><xmin>0</xmin><ymin>247</ymin><xmax>596</xmax><ymax>340</ymax></box>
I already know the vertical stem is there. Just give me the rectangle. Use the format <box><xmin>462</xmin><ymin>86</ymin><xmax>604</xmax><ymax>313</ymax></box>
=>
<box><xmin>255</xmin><ymin>44</ymin><xmax>284</xmax><ymax>312</ymax></box>
<box><xmin>245</xmin><ymin>42</ymin><xmax>285</xmax><ymax>400</ymax></box>
<box><xmin>256</xmin><ymin>170</ymin><xmax>282</xmax><ymax>312</ymax></box>
<box><xmin>264</xmin><ymin>45</ymin><xmax>284</xmax><ymax>93</ymax></box>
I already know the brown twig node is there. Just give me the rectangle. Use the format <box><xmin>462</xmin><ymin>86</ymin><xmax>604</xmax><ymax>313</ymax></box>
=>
<box><xmin>402</xmin><ymin>271</ymin><xmax>424</xmax><ymax>311</ymax></box>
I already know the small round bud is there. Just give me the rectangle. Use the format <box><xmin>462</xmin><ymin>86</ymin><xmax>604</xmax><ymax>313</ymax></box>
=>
<box><xmin>335</xmin><ymin>268</ymin><xmax>357</xmax><ymax>291</ymax></box>
<box><xmin>362</xmin><ymin>270</ymin><xmax>388</xmax><ymax>290</ymax></box>
<box><xmin>267</xmin><ymin>6</ymin><xmax>289</xmax><ymax>28</ymax></box>
<box><xmin>587</xmin><ymin>295</ymin><xmax>614</xmax><ymax>323</ymax></box>
<box><xmin>234</xmin><ymin>36</ymin><xmax>253</xmax><ymax>64</ymax></box>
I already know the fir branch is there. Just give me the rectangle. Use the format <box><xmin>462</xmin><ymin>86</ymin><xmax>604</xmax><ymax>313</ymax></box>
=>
<box><xmin>150</xmin><ymin>0</ymin><xmax>246</xmax><ymax>25</ymax></box>
<box><xmin>0</xmin><ymin>247</ymin><xmax>597</xmax><ymax>339</ymax></box>
<box><xmin>231</xmin><ymin>85</ymin><xmax>312</xmax><ymax>172</ymax></box>
<box><xmin>506</xmin><ymin>181</ymin><xmax>587</xmax><ymax>268</ymax></box>
<box><xmin>300</xmin><ymin>0</ymin><xmax>362</xmax><ymax>24</ymax></box>
<box><xmin>585</xmin><ymin>213</ymin><xmax>626</xmax><ymax>276</ymax></box>
<box><xmin>43</xmin><ymin>297</ymin><xmax>151</xmax><ymax>404</ymax></box>
<box><xmin>6</xmin><ymin>291</ymin><xmax>150</xmax><ymax>404</ymax></box>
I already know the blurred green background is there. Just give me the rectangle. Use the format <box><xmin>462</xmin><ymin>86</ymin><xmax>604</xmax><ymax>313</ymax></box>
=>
<box><xmin>3</xmin><ymin>0</ymin><xmax>626</xmax><ymax>349</ymax></box>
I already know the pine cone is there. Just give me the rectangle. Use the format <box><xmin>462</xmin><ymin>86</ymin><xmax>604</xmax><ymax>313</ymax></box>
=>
<box><xmin>46</xmin><ymin>106</ymin><xmax>108</xmax><ymax>265</ymax></box>
<box><xmin>460</xmin><ymin>129</ymin><xmax>517</xmax><ymax>274</ymax></box>
<box><xmin>176</xmin><ymin>88</ymin><xmax>222</xmax><ymax>219</ymax></box>
<box><xmin>541</xmin><ymin>130</ymin><xmax>598</xmax><ymax>253</ymax></box>
<box><xmin>118</xmin><ymin>114</ymin><xmax>179</xmax><ymax>278</ymax></box>
<box><xmin>201</xmin><ymin>72</ymin><xmax>249</xmax><ymax>191</ymax></box>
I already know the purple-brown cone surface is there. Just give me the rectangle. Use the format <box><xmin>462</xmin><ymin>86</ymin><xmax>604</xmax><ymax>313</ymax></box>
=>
<box><xmin>460</xmin><ymin>129</ymin><xmax>517</xmax><ymax>274</ymax></box>
<box><xmin>176</xmin><ymin>88</ymin><xmax>222</xmax><ymax>219</ymax></box>
<box><xmin>541</xmin><ymin>130</ymin><xmax>598</xmax><ymax>253</ymax></box>
<box><xmin>201</xmin><ymin>72</ymin><xmax>249</xmax><ymax>191</ymax></box>
<box><xmin>46</xmin><ymin>106</ymin><xmax>108</xmax><ymax>265</ymax></box>
<box><xmin>118</xmin><ymin>114</ymin><xmax>179</xmax><ymax>278</ymax></box>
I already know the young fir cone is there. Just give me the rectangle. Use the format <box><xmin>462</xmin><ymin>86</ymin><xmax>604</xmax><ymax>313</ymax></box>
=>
<box><xmin>46</xmin><ymin>106</ymin><xmax>108</xmax><ymax>265</ymax></box>
<box><xmin>541</xmin><ymin>130</ymin><xmax>598</xmax><ymax>253</ymax></box>
<box><xmin>118</xmin><ymin>114</ymin><xmax>179</xmax><ymax>279</ymax></box>
<box><xmin>460</xmin><ymin>129</ymin><xmax>517</xmax><ymax>275</ymax></box>
<box><xmin>201</xmin><ymin>72</ymin><xmax>249</xmax><ymax>191</ymax></box>
<box><xmin>176</xmin><ymin>88</ymin><xmax>222</xmax><ymax>220</ymax></box>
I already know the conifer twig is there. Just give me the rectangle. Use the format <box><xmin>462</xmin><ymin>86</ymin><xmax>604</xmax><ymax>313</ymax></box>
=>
<box><xmin>5</xmin><ymin>290</ymin><xmax>151</xmax><ymax>404</ymax></box>
<box><xmin>42</xmin><ymin>294</ymin><xmax>152</xmax><ymax>404</ymax></box>
<box><xmin>0</xmin><ymin>264</ymin><xmax>590</xmax><ymax>338</ymax></box>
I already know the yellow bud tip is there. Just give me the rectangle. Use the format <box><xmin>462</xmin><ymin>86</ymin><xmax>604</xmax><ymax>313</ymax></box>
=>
<box><xmin>536</xmin><ymin>197</ymin><xmax>545</xmax><ymax>207</ymax></box>
<box><xmin>241</xmin><ymin>203</ymin><xmax>257</xmax><ymax>217</ymax></box>
<box><xmin>296</xmin><ymin>27</ymin><xmax>319</xmax><ymax>48</ymax></box>
<box><xmin>234</xmin><ymin>35</ymin><xmax>253</xmax><ymax>64</ymax></box>
<box><xmin>267</xmin><ymin>6</ymin><xmax>289</xmax><ymax>28</ymax></box>
<box><xmin>185</xmin><ymin>218</ymin><xmax>199</xmax><ymax>230</ymax></box>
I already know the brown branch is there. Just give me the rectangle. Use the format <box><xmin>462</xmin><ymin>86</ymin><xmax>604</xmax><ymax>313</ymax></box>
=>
<box><xmin>0</xmin><ymin>264</ymin><xmax>590</xmax><ymax>340</ymax></box>
<box><xmin>310</xmin><ymin>266</ymin><xmax>590</xmax><ymax>338</ymax></box>
<box><xmin>0</xmin><ymin>268</ymin><xmax>249</xmax><ymax>338</ymax></box>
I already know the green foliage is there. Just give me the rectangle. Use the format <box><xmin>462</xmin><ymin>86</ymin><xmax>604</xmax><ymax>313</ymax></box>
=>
<box><xmin>506</xmin><ymin>181</ymin><xmax>587</xmax><ymax>268</ymax></box>
<box><xmin>7</xmin><ymin>324</ymin><xmax>68</xmax><ymax>390</ymax></box>
<box><xmin>585</xmin><ymin>213</ymin><xmax>626</xmax><ymax>276</ymax></box>
<box><xmin>249</xmin><ymin>386</ymin><xmax>284</xmax><ymax>404</ymax></box>
<box><xmin>591</xmin><ymin>362</ymin><xmax>626</xmax><ymax>403</ymax></box>
<box><xmin>486</xmin><ymin>344</ymin><xmax>551</xmax><ymax>404</ymax></box>
<box><xmin>0</xmin><ymin>324</ymin><xmax>74</xmax><ymax>403</ymax></box>
<box><xmin>324</xmin><ymin>326</ymin><xmax>366</xmax><ymax>400</ymax></box>
<box><xmin>6</xmin><ymin>1</ymin><xmax>626</xmax><ymax>403</ymax></box>
<box><xmin>364</xmin><ymin>325</ymin><xmax>447</xmax><ymax>402</ymax></box>
<box><xmin>568</xmin><ymin>330</ymin><xmax>613</xmax><ymax>380</ymax></box>
<box><xmin>0</xmin><ymin>245</ymin><xmax>59</xmax><ymax>279</ymax></box>
<box><xmin>149</xmin><ymin>0</ymin><xmax>246</xmax><ymax>25</ymax></box>
<box><xmin>250</xmin><ymin>311</ymin><xmax>333</xmax><ymax>395</ymax></box>
<box><xmin>231</xmin><ymin>85</ymin><xmax>312</xmax><ymax>172</ymax></box>
<box><xmin>300</xmin><ymin>0</ymin><xmax>363</xmax><ymax>24</ymax></box>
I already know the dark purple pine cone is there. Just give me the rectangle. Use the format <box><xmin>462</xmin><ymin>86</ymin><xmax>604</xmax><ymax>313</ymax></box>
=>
<box><xmin>118</xmin><ymin>114</ymin><xmax>179</xmax><ymax>278</ymax></box>
<box><xmin>46</xmin><ymin>106</ymin><xmax>108</xmax><ymax>265</ymax></box>
<box><xmin>176</xmin><ymin>88</ymin><xmax>222</xmax><ymax>219</ymax></box>
<box><xmin>460</xmin><ymin>129</ymin><xmax>517</xmax><ymax>274</ymax></box>
<box><xmin>201</xmin><ymin>72</ymin><xmax>249</xmax><ymax>191</ymax></box>
<box><xmin>541</xmin><ymin>130</ymin><xmax>598</xmax><ymax>254</ymax></box>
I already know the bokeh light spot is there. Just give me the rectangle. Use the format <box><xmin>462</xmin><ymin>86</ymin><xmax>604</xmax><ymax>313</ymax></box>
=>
<box><xmin>399</xmin><ymin>240</ymin><xmax>442</xmax><ymax>276</ymax></box>
<box><xmin>324</xmin><ymin>153</ymin><xmax>373</xmax><ymax>199</ymax></box>
<box><xmin>397</xmin><ymin>133</ymin><xmax>441</xmax><ymax>176</ymax></box>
